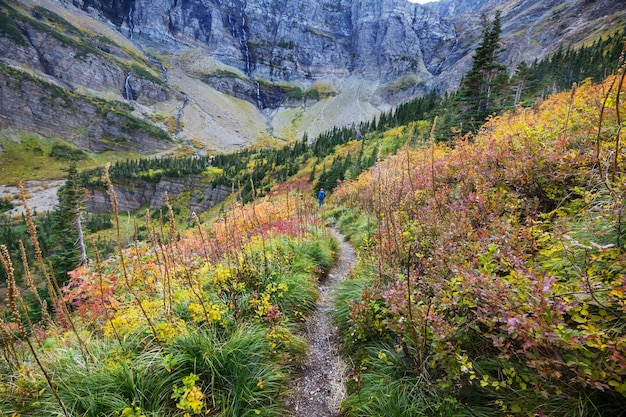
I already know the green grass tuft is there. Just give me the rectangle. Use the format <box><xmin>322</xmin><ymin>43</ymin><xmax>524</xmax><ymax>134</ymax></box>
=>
<box><xmin>170</xmin><ymin>324</ymin><xmax>290</xmax><ymax>416</ymax></box>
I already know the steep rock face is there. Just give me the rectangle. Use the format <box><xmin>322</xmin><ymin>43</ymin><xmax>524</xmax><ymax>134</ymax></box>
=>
<box><xmin>0</xmin><ymin>66</ymin><xmax>171</xmax><ymax>153</ymax></box>
<box><xmin>86</xmin><ymin>177</ymin><xmax>232</xmax><ymax>214</ymax></box>
<box><xmin>349</xmin><ymin>0</ymin><xmax>454</xmax><ymax>79</ymax></box>
<box><xmin>73</xmin><ymin>0</ymin><xmax>457</xmax><ymax>82</ymax></box>
<box><xmin>0</xmin><ymin>3</ymin><xmax>171</xmax><ymax>104</ymax></box>
<box><xmin>0</xmin><ymin>0</ymin><xmax>174</xmax><ymax>153</ymax></box>
<box><xmin>429</xmin><ymin>0</ymin><xmax>626</xmax><ymax>91</ymax></box>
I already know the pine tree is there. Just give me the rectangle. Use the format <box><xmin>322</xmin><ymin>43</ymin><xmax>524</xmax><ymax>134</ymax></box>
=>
<box><xmin>49</xmin><ymin>162</ymin><xmax>88</xmax><ymax>284</ymax></box>
<box><xmin>308</xmin><ymin>163</ymin><xmax>317</xmax><ymax>183</ymax></box>
<box><xmin>457</xmin><ymin>10</ymin><xmax>506</xmax><ymax>132</ymax></box>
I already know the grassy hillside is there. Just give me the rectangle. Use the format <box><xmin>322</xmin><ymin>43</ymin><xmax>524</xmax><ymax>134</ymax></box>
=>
<box><xmin>0</xmin><ymin>176</ymin><xmax>338</xmax><ymax>416</ymax></box>
<box><xmin>330</xmin><ymin>74</ymin><xmax>626</xmax><ymax>415</ymax></box>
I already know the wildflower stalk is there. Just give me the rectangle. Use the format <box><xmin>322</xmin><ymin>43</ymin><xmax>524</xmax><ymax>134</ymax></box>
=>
<box><xmin>19</xmin><ymin>240</ymin><xmax>51</xmax><ymax>324</ymax></box>
<box><xmin>104</xmin><ymin>163</ymin><xmax>163</xmax><ymax>348</ymax></box>
<box><xmin>145</xmin><ymin>209</ymin><xmax>168</xmax><ymax>314</ymax></box>
<box><xmin>614</xmin><ymin>59</ymin><xmax>625</xmax><ymax>248</ymax></box>
<box><xmin>1</xmin><ymin>245</ymin><xmax>69</xmax><ymax>417</ymax></box>
<box><xmin>563</xmin><ymin>82</ymin><xmax>577</xmax><ymax>133</ymax></box>
<box><xmin>4</xmin><ymin>244</ymin><xmax>41</xmax><ymax>348</ymax></box>
<box><xmin>164</xmin><ymin>193</ymin><xmax>177</xmax><ymax>312</ymax></box>
<box><xmin>429</xmin><ymin>117</ymin><xmax>444</xmax><ymax>219</ymax></box>
<box><xmin>191</xmin><ymin>212</ymin><xmax>211</xmax><ymax>265</ymax></box>
<box><xmin>164</xmin><ymin>192</ymin><xmax>177</xmax><ymax>246</ymax></box>
<box><xmin>91</xmin><ymin>241</ymin><xmax>123</xmax><ymax>347</ymax></box>
<box><xmin>19</xmin><ymin>183</ymin><xmax>57</xmax><ymax>307</ymax></box>
<box><xmin>0</xmin><ymin>316</ymin><xmax>20</xmax><ymax>370</ymax></box>
<box><xmin>170</xmin><ymin>211</ymin><xmax>211</xmax><ymax>323</ymax></box>
<box><xmin>249</xmin><ymin>177</ymin><xmax>270</xmax><ymax>276</ymax></box>
<box><xmin>612</xmin><ymin>42</ymin><xmax>626</xmax><ymax>183</ymax></box>
<box><xmin>19</xmin><ymin>183</ymin><xmax>91</xmax><ymax>366</ymax></box>
<box><xmin>156</xmin><ymin>234</ymin><xmax>174</xmax><ymax>317</ymax></box>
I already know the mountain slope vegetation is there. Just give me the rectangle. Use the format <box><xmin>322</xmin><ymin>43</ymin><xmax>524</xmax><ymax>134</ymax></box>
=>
<box><xmin>1</xmin><ymin>57</ymin><xmax>625</xmax><ymax>416</ymax></box>
<box><xmin>330</xmin><ymin>72</ymin><xmax>626</xmax><ymax>415</ymax></box>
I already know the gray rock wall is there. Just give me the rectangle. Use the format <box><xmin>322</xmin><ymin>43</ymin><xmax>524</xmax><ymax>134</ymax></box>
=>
<box><xmin>75</xmin><ymin>0</ymin><xmax>457</xmax><ymax>82</ymax></box>
<box><xmin>0</xmin><ymin>68</ymin><xmax>172</xmax><ymax>153</ymax></box>
<box><xmin>86</xmin><ymin>176</ymin><xmax>232</xmax><ymax>214</ymax></box>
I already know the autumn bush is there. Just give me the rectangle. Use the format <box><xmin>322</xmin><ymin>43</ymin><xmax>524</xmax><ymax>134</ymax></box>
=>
<box><xmin>332</xmin><ymin>75</ymin><xmax>626</xmax><ymax>416</ymax></box>
<box><xmin>0</xmin><ymin>190</ymin><xmax>337</xmax><ymax>416</ymax></box>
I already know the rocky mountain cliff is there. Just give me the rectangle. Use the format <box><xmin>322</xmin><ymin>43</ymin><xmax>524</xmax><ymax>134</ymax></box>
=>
<box><xmin>429</xmin><ymin>0</ymin><xmax>626</xmax><ymax>91</ymax></box>
<box><xmin>1</xmin><ymin>0</ymin><xmax>625</xmax><ymax>159</ymax></box>
<box><xmin>73</xmin><ymin>0</ymin><xmax>456</xmax><ymax>81</ymax></box>
<box><xmin>85</xmin><ymin>177</ymin><xmax>232</xmax><ymax>214</ymax></box>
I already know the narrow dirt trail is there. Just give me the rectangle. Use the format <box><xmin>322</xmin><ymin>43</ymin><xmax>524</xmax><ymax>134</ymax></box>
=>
<box><xmin>283</xmin><ymin>229</ymin><xmax>356</xmax><ymax>417</ymax></box>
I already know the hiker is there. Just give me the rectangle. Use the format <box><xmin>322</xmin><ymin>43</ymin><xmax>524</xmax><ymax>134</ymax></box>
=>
<box><xmin>317</xmin><ymin>188</ymin><xmax>326</xmax><ymax>207</ymax></box>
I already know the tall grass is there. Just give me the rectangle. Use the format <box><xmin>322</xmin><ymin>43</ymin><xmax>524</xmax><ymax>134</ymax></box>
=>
<box><xmin>341</xmin><ymin>344</ymin><xmax>477</xmax><ymax>417</ymax></box>
<box><xmin>171</xmin><ymin>324</ymin><xmax>292</xmax><ymax>417</ymax></box>
<box><xmin>54</xmin><ymin>342</ymin><xmax>179</xmax><ymax>417</ymax></box>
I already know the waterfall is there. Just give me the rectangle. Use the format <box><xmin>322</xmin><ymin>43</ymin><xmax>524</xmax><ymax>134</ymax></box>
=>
<box><xmin>234</xmin><ymin>2</ymin><xmax>252</xmax><ymax>76</ymax></box>
<box><xmin>235</xmin><ymin>1</ymin><xmax>261</xmax><ymax>108</ymax></box>
<box><xmin>228</xmin><ymin>15</ymin><xmax>236</xmax><ymax>37</ymax></box>
<box><xmin>124</xmin><ymin>72</ymin><xmax>133</xmax><ymax>101</ymax></box>
<box><xmin>255</xmin><ymin>80</ymin><xmax>263</xmax><ymax>109</ymax></box>
<box><xmin>147</xmin><ymin>54</ymin><xmax>168</xmax><ymax>83</ymax></box>
<box><xmin>240</xmin><ymin>20</ymin><xmax>252</xmax><ymax>75</ymax></box>
<box><xmin>127</xmin><ymin>1</ymin><xmax>135</xmax><ymax>40</ymax></box>
<box><xmin>175</xmin><ymin>97</ymin><xmax>189</xmax><ymax>136</ymax></box>
<box><xmin>230</xmin><ymin>2</ymin><xmax>262</xmax><ymax>109</ymax></box>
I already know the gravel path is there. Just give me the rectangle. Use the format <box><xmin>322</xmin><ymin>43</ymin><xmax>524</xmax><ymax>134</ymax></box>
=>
<box><xmin>283</xmin><ymin>229</ymin><xmax>356</xmax><ymax>417</ymax></box>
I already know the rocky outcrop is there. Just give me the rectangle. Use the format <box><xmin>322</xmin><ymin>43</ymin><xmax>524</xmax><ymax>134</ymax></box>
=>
<box><xmin>0</xmin><ymin>64</ymin><xmax>172</xmax><ymax>153</ymax></box>
<box><xmin>1</xmin><ymin>0</ymin><xmax>625</xmax><ymax>156</ymax></box>
<box><xmin>86</xmin><ymin>176</ymin><xmax>232</xmax><ymax>214</ymax></box>
<box><xmin>73</xmin><ymin>0</ymin><xmax>457</xmax><ymax>82</ymax></box>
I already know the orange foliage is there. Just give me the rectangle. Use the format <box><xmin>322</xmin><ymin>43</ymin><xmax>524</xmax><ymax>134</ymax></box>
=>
<box><xmin>334</xmin><ymin>75</ymin><xmax>626</xmax><ymax>399</ymax></box>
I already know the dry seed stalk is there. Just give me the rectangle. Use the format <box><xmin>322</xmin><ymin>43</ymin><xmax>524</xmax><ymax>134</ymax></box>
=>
<box><xmin>155</xmin><ymin>211</ymin><xmax>174</xmax><ymax>316</ymax></box>
<box><xmin>104</xmin><ymin>164</ymin><xmax>163</xmax><ymax>348</ymax></box>
<box><xmin>146</xmin><ymin>209</ymin><xmax>168</xmax><ymax>314</ymax></box>
<box><xmin>91</xmin><ymin>241</ymin><xmax>123</xmax><ymax>347</ymax></box>
<box><xmin>156</xmin><ymin>235</ymin><xmax>174</xmax><ymax>317</ymax></box>
<box><xmin>19</xmin><ymin>183</ymin><xmax>58</xmax><ymax>307</ymax></box>
<box><xmin>0</xmin><ymin>316</ymin><xmax>20</xmax><ymax>370</ymax></box>
<box><xmin>19</xmin><ymin>184</ymin><xmax>92</xmax><ymax>364</ymax></box>
<box><xmin>19</xmin><ymin>240</ymin><xmax>52</xmax><ymax>324</ymax></box>
<box><xmin>192</xmin><ymin>212</ymin><xmax>212</xmax><ymax>265</ymax></box>
<box><xmin>0</xmin><ymin>245</ymin><xmax>69</xmax><ymax>416</ymax></box>
<box><xmin>164</xmin><ymin>192</ymin><xmax>177</xmax><ymax>245</ymax></box>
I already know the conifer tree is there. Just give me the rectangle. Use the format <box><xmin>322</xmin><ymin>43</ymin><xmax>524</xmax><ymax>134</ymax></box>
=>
<box><xmin>457</xmin><ymin>10</ymin><xmax>506</xmax><ymax>131</ymax></box>
<box><xmin>49</xmin><ymin>162</ymin><xmax>88</xmax><ymax>284</ymax></box>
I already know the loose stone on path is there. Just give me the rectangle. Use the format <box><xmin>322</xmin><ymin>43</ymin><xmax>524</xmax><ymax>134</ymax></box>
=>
<box><xmin>283</xmin><ymin>229</ymin><xmax>356</xmax><ymax>417</ymax></box>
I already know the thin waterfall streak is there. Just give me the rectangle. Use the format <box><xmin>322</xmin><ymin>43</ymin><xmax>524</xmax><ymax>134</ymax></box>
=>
<box><xmin>255</xmin><ymin>80</ymin><xmax>262</xmax><ymax>109</ymax></box>
<box><xmin>124</xmin><ymin>72</ymin><xmax>133</xmax><ymax>101</ymax></box>
<box><xmin>128</xmin><ymin>2</ymin><xmax>135</xmax><ymax>40</ymax></box>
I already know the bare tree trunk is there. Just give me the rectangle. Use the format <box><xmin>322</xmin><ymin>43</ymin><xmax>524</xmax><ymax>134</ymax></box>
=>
<box><xmin>76</xmin><ymin>213</ymin><xmax>89</xmax><ymax>266</ymax></box>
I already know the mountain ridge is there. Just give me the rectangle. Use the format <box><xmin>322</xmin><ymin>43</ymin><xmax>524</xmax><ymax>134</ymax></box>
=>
<box><xmin>1</xmin><ymin>0</ymin><xmax>625</xmax><ymax>167</ymax></box>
